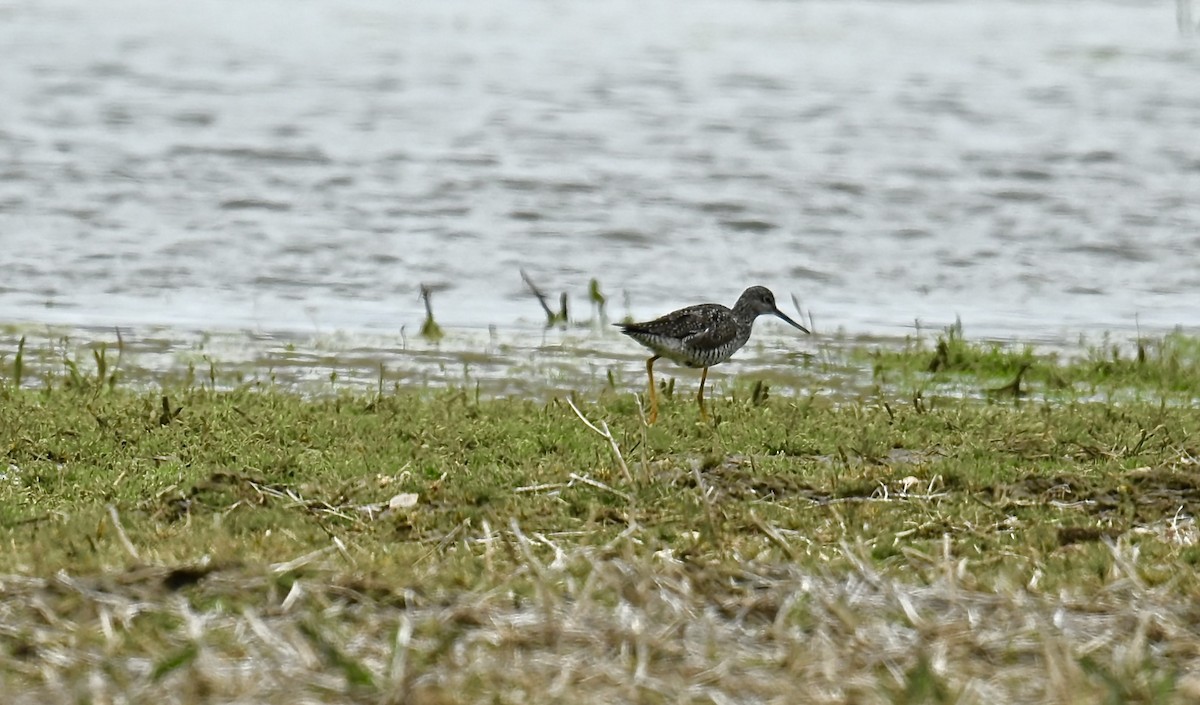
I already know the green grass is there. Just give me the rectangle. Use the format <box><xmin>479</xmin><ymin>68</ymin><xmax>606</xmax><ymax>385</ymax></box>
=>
<box><xmin>863</xmin><ymin>321</ymin><xmax>1200</xmax><ymax>399</ymax></box>
<box><xmin>2</xmin><ymin>334</ymin><xmax>1200</xmax><ymax>703</ymax></box>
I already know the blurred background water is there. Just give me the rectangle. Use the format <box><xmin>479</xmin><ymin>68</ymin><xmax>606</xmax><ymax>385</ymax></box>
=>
<box><xmin>1</xmin><ymin>0</ymin><xmax>1198</xmax><ymax>342</ymax></box>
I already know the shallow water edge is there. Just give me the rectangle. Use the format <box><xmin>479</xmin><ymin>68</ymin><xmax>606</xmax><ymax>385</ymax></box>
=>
<box><xmin>1</xmin><ymin>318</ymin><xmax>1194</xmax><ymax>405</ymax></box>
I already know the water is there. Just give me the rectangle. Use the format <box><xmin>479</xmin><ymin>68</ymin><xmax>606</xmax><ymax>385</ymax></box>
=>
<box><xmin>1</xmin><ymin>0</ymin><xmax>1198</xmax><ymax>343</ymax></box>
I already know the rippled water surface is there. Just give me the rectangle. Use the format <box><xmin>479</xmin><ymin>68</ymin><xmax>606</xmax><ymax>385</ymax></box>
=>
<box><xmin>1</xmin><ymin>0</ymin><xmax>1198</xmax><ymax>341</ymax></box>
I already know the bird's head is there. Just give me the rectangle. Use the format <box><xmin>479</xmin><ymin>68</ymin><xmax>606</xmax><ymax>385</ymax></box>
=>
<box><xmin>737</xmin><ymin>286</ymin><xmax>810</xmax><ymax>334</ymax></box>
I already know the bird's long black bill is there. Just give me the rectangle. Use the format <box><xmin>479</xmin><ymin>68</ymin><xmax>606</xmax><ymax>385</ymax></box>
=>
<box><xmin>772</xmin><ymin>308</ymin><xmax>810</xmax><ymax>334</ymax></box>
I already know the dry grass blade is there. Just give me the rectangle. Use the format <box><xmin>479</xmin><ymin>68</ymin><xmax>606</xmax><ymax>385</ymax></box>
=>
<box><xmin>271</xmin><ymin>545</ymin><xmax>338</xmax><ymax>574</ymax></box>
<box><xmin>106</xmin><ymin>504</ymin><xmax>141</xmax><ymax>562</ymax></box>
<box><xmin>749</xmin><ymin>510</ymin><xmax>797</xmax><ymax>561</ymax></box>
<box><xmin>690</xmin><ymin>460</ymin><xmax>720</xmax><ymax>541</ymax></box>
<box><xmin>564</xmin><ymin>395</ymin><xmax>633</xmax><ymax>484</ymax></box>
<box><xmin>567</xmin><ymin>472</ymin><xmax>631</xmax><ymax>503</ymax></box>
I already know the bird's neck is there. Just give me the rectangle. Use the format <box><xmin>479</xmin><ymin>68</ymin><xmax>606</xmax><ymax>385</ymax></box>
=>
<box><xmin>731</xmin><ymin>302</ymin><xmax>759</xmax><ymax>326</ymax></box>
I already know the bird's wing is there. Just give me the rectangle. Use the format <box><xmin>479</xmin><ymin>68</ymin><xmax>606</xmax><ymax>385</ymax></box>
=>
<box><xmin>620</xmin><ymin>304</ymin><xmax>718</xmax><ymax>339</ymax></box>
<box><xmin>679</xmin><ymin>307</ymin><xmax>740</xmax><ymax>350</ymax></box>
<box><xmin>624</xmin><ymin>304</ymin><xmax>739</xmax><ymax>345</ymax></box>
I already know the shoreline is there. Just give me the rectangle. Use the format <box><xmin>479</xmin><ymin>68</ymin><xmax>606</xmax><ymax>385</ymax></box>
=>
<box><xmin>2</xmin><ymin>319</ymin><xmax>1197</xmax><ymax>401</ymax></box>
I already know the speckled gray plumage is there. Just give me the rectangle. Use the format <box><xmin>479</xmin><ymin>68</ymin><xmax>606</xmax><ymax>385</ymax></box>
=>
<box><xmin>617</xmin><ymin>303</ymin><xmax>746</xmax><ymax>368</ymax></box>
<box><xmin>617</xmin><ymin>285</ymin><xmax>808</xmax><ymax>369</ymax></box>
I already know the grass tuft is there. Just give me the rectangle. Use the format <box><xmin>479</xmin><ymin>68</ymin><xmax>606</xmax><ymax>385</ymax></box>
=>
<box><xmin>419</xmin><ymin>285</ymin><xmax>444</xmax><ymax>341</ymax></box>
<box><xmin>12</xmin><ymin>335</ymin><xmax>24</xmax><ymax>387</ymax></box>
<box><xmin>866</xmin><ymin>323</ymin><xmax>1200</xmax><ymax>399</ymax></box>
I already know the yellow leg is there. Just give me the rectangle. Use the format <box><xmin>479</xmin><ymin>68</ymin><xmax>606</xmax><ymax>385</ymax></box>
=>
<box><xmin>646</xmin><ymin>355</ymin><xmax>660</xmax><ymax>424</ymax></box>
<box><xmin>697</xmin><ymin>366</ymin><xmax>709</xmax><ymax>422</ymax></box>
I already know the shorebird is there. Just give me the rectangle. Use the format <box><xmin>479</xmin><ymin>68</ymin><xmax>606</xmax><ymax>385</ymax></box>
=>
<box><xmin>616</xmin><ymin>286</ymin><xmax>810</xmax><ymax>423</ymax></box>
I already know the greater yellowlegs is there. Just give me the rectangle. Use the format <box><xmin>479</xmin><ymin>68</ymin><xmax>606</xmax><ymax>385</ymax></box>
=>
<box><xmin>616</xmin><ymin>286</ymin><xmax>810</xmax><ymax>423</ymax></box>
